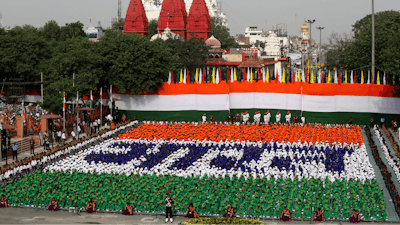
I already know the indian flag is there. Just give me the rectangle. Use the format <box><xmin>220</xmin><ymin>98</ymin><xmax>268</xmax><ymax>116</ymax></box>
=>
<box><xmin>1</xmin><ymin>123</ymin><xmax>388</xmax><ymax>221</ymax></box>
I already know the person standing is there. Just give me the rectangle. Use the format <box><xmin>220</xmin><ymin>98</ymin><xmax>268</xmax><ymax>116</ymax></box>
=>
<box><xmin>1</xmin><ymin>143</ymin><xmax>5</xmax><ymax>161</ymax></box>
<box><xmin>93</xmin><ymin>120</ymin><xmax>98</xmax><ymax>133</ymax></box>
<box><xmin>276</xmin><ymin>111</ymin><xmax>282</xmax><ymax>124</ymax></box>
<box><xmin>12</xmin><ymin>144</ymin><xmax>18</xmax><ymax>160</ymax></box>
<box><xmin>227</xmin><ymin>114</ymin><xmax>231</xmax><ymax>123</ymax></box>
<box><xmin>370</xmin><ymin>117</ymin><xmax>374</xmax><ymax>128</ymax></box>
<box><xmin>61</xmin><ymin>131</ymin><xmax>66</xmax><ymax>146</ymax></box>
<box><xmin>30</xmin><ymin>137</ymin><xmax>35</xmax><ymax>154</ymax></box>
<box><xmin>71</xmin><ymin>130</ymin><xmax>76</xmax><ymax>141</ymax></box>
<box><xmin>165</xmin><ymin>191</ymin><xmax>174</xmax><ymax>223</ymax></box>
<box><xmin>57</xmin><ymin>130</ymin><xmax>62</xmax><ymax>144</ymax></box>
<box><xmin>380</xmin><ymin>117</ymin><xmax>385</xmax><ymax>128</ymax></box>
<box><xmin>243</xmin><ymin>112</ymin><xmax>250</xmax><ymax>124</ymax></box>
<box><xmin>264</xmin><ymin>111</ymin><xmax>271</xmax><ymax>124</ymax></box>
<box><xmin>285</xmin><ymin>111</ymin><xmax>291</xmax><ymax>124</ymax></box>
<box><xmin>202</xmin><ymin>114</ymin><xmax>207</xmax><ymax>123</ymax></box>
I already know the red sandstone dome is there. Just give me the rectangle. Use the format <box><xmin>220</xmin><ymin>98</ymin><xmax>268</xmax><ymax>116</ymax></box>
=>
<box><xmin>124</xmin><ymin>0</ymin><xmax>211</xmax><ymax>40</ymax></box>
<box><xmin>205</xmin><ymin>35</ymin><xmax>221</xmax><ymax>49</ymax></box>
<box><xmin>158</xmin><ymin>0</ymin><xmax>187</xmax><ymax>38</ymax></box>
<box><xmin>186</xmin><ymin>0</ymin><xmax>211</xmax><ymax>40</ymax></box>
<box><xmin>123</xmin><ymin>0</ymin><xmax>148</xmax><ymax>36</ymax></box>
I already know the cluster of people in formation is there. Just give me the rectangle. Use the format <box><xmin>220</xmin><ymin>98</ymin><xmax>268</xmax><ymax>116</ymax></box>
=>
<box><xmin>202</xmin><ymin>111</ymin><xmax>298</xmax><ymax>124</ymax></box>
<box><xmin>123</xmin><ymin>121</ymin><xmax>363</xmax><ymax>145</ymax></box>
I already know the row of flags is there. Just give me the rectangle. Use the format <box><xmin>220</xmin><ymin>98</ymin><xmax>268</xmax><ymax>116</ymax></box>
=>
<box><xmin>167</xmin><ymin>68</ymin><xmax>396</xmax><ymax>85</ymax></box>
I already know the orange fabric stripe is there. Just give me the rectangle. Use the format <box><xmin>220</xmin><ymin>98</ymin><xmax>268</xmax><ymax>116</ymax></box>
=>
<box><xmin>112</xmin><ymin>82</ymin><xmax>399</xmax><ymax>98</ymax></box>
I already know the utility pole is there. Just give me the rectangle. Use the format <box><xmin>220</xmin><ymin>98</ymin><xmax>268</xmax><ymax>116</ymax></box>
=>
<box><xmin>372</xmin><ymin>0</ymin><xmax>375</xmax><ymax>78</ymax></box>
<box><xmin>41</xmin><ymin>72</ymin><xmax>43</xmax><ymax>104</ymax></box>
<box><xmin>306</xmin><ymin>19</ymin><xmax>315</xmax><ymax>72</ymax></box>
<box><xmin>316</xmin><ymin>27</ymin><xmax>324</xmax><ymax>66</ymax></box>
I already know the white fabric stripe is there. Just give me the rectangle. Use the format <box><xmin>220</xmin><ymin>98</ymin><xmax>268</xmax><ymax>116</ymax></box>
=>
<box><xmin>114</xmin><ymin>94</ymin><xmax>229</xmax><ymax>111</ymax></box>
<box><xmin>114</xmin><ymin>93</ymin><xmax>400</xmax><ymax>115</ymax></box>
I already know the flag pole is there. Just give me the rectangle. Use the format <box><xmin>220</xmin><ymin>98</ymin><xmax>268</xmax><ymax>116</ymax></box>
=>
<box><xmin>63</xmin><ymin>91</ymin><xmax>66</xmax><ymax>132</ymax></box>
<box><xmin>110</xmin><ymin>85</ymin><xmax>113</xmax><ymax>118</ymax></box>
<box><xmin>100</xmin><ymin>87</ymin><xmax>103</xmax><ymax>129</ymax></box>
<box><xmin>76</xmin><ymin>91</ymin><xmax>79</xmax><ymax>140</ymax></box>
<box><xmin>21</xmin><ymin>100</ymin><xmax>24</xmax><ymax>155</ymax></box>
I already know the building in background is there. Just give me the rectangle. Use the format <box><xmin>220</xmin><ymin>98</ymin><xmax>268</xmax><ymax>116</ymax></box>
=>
<box><xmin>85</xmin><ymin>22</ymin><xmax>105</xmax><ymax>42</ymax></box>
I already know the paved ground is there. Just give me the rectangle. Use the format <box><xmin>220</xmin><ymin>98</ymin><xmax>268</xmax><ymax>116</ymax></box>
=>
<box><xmin>0</xmin><ymin>208</ymin><xmax>396</xmax><ymax>225</ymax></box>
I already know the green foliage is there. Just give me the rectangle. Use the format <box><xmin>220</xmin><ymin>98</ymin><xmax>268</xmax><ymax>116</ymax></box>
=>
<box><xmin>326</xmin><ymin>10</ymin><xmax>400</xmax><ymax>78</ymax></box>
<box><xmin>148</xmin><ymin>20</ymin><xmax>159</xmax><ymax>38</ymax></box>
<box><xmin>160</xmin><ymin>36</ymin><xmax>209</xmax><ymax>70</ymax></box>
<box><xmin>112</xmin><ymin>18</ymin><xmax>125</xmax><ymax>31</ymax></box>
<box><xmin>0</xmin><ymin>20</ymin><xmax>176</xmax><ymax>114</ymax></box>
<box><xmin>99</xmin><ymin>33</ymin><xmax>175</xmax><ymax>94</ymax></box>
<box><xmin>211</xmin><ymin>17</ymin><xmax>239</xmax><ymax>49</ymax></box>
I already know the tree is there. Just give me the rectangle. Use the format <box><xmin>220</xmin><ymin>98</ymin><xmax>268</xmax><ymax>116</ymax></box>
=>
<box><xmin>347</xmin><ymin>10</ymin><xmax>400</xmax><ymax>76</ymax></box>
<box><xmin>160</xmin><ymin>36</ymin><xmax>209</xmax><ymax>70</ymax></box>
<box><xmin>42</xmin><ymin>36</ymin><xmax>103</xmax><ymax>114</ymax></box>
<box><xmin>41</xmin><ymin>20</ymin><xmax>62</xmax><ymax>41</ymax></box>
<box><xmin>148</xmin><ymin>20</ymin><xmax>159</xmax><ymax>38</ymax></box>
<box><xmin>326</xmin><ymin>10</ymin><xmax>400</xmax><ymax>76</ymax></box>
<box><xmin>0</xmin><ymin>27</ymin><xmax>50</xmax><ymax>83</ymax></box>
<box><xmin>325</xmin><ymin>32</ymin><xmax>352</xmax><ymax>70</ymax></box>
<box><xmin>59</xmin><ymin>21</ymin><xmax>87</xmax><ymax>40</ymax></box>
<box><xmin>211</xmin><ymin>17</ymin><xmax>239</xmax><ymax>49</ymax></box>
<box><xmin>99</xmin><ymin>32</ymin><xmax>175</xmax><ymax>94</ymax></box>
<box><xmin>112</xmin><ymin>18</ymin><xmax>125</xmax><ymax>31</ymax></box>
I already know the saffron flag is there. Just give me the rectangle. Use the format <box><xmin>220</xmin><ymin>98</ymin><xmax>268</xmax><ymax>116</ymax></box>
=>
<box><xmin>212</xmin><ymin>68</ymin><xmax>216</xmax><ymax>84</ymax></box>
<box><xmin>311</xmin><ymin>70</ymin><xmax>314</xmax><ymax>84</ymax></box>
<box><xmin>195</xmin><ymin>69</ymin><xmax>199</xmax><ymax>83</ymax></box>
<box><xmin>377</xmin><ymin>71</ymin><xmax>380</xmax><ymax>85</ymax></box>
<box><xmin>297</xmin><ymin>70</ymin><xmax>301</xmax><ymax>82</ymax></box>
<box><xmin>234</xmin><ymin>68</ymin><xmax>237</xmax><ymax>82</ymax></box>
<box><xmin>266</xmin><ymin>67</ymin><xmax>270</xmax><ymax>83</ymax></box>
<box><xmin>282</xmin><ymin>68</ymin><xmax>286</xmax><ymax>83</ymax></box>
<box><xmin>328</xmin><ymin>70</ymin><xmax>331</xmax><ymax>83</ymax></box>
<box><xmin>250</xmin><ymin>68</ymin><xmax>253</xmax><ymax>83</ymax></box>
<box><xmin>344</xmin><ymin>71</ymin><xmax>348</xmax><ymax>84</ymax></box>
<box><xmin>180</xmin><ymin>70</ymin><xmax>183</xmax><ymax>83</ymax></box>
<box><xmin>361</xmin><ymin>71</ymin><xmax>364</xmax><ymax>84</ymax></box>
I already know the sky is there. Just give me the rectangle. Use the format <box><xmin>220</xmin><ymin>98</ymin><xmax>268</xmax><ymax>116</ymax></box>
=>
<box><xmin>1</xmin><ymin>0</ymin><xmax>399</xmax><ymax>43</ymax></box>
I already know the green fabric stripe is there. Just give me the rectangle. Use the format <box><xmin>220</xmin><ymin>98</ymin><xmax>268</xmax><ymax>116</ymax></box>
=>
<box><xmin>120</xmin><ymin>110</ymin><xmax>400</xmax><ymax>126</ymax></box>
